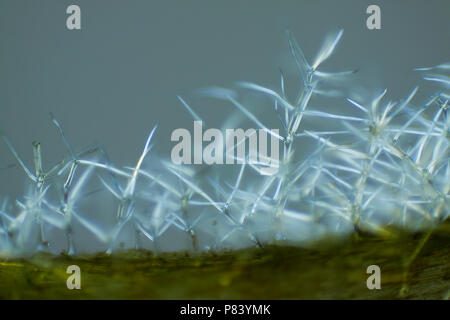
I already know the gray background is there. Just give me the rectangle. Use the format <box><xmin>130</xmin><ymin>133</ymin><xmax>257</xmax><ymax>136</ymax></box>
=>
<box><xmin>1</xmin><ymin>0</ymin><xmax>449</xmax><ymax>197</ymax></box>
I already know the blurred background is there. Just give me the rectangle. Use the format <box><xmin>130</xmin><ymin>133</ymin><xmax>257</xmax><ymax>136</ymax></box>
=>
<box><xmin>0</xmin><ymin>0</ymin><xmax>449</xmax><ymax>197</ymax></box>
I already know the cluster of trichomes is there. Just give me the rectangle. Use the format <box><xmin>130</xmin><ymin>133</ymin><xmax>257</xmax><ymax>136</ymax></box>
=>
<box><xmin>0</xmin><ymin>30</ymin><xmax>448</xmax><ymax>257</ymax></box>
